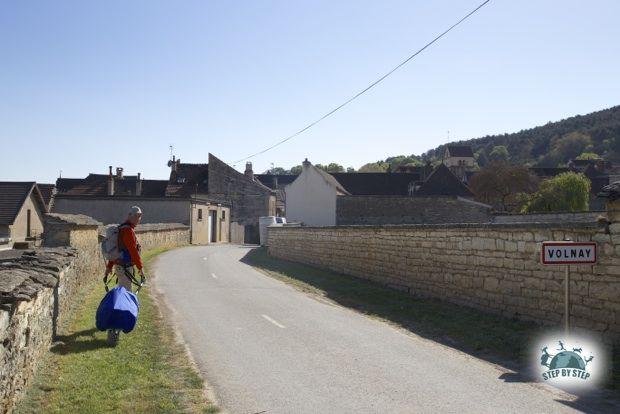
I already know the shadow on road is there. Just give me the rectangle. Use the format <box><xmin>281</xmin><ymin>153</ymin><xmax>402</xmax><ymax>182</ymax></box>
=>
<box><xmin>241</xmin><ymin>247</ymin><xmax>620</xmax><ymax>414</ymax></box>
<box><xmin>51</xmin><ymin>327</ymin><xmax>108</xmax><ymax>355</ymax></box>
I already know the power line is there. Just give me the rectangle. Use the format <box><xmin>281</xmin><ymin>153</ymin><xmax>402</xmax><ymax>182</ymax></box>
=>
<box><xmin>233</xmin><ymin>0</ymin><xmax>491</xmax><ymax>165</ymax></box>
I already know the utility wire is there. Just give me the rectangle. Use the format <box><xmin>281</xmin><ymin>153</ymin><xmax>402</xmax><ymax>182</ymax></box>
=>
<box><xmin>233</xmin><ymin>0</ymin><xmax>491</xmax><ymax>165</ymax></box>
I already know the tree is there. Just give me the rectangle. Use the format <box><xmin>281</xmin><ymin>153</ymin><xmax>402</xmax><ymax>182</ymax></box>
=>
<box><xmin>346</xmin><ymin>167</ymin><xmax>356</xmax><ymax>173</ymax></box>
<box><xmin>521</xmin><ymin>172</ymin><xmax>590</xmax><ymax>213</ymax></box>
<box><xmin>488</xmin><ymin>145</ymin><xmax>509</xmax><ymax>162</ymax></box>
<box><xmin>315</xmin><ymin>163</ymin><xmax>345</xmax><ymax>173</ymax></box>
<box><xmin>551</xmin><ymin>132</ymin><xmax>592</xmax><ymax>162</ymax></box>
<box><xmin>575</xmin><ymin>152</ymin><xmax>601</xmax><ymax>160</ymax></box>
<box><xmin>358</xmin><ymin>162</ymin><xmax>389</xmax><ymax>172</ymax></box>
<box><xmin>290</xmin><ymin>165</ymin><xmax>302</xmax><ymax>175</ymax></box>
<box><xmin>468</xmin><ymin>162</ymin><xmax>539</xmax><ymax>211</ymax></box>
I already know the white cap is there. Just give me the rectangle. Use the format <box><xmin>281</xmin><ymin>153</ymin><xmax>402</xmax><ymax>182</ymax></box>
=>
<box><xmin>129</xmin><ymin>206</ymin><xmax>142</xmax><ymax>216</ymax></box>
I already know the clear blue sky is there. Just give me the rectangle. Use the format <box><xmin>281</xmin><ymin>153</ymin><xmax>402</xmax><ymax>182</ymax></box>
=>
<box><xmin>1</xmin><ymin>1</ymin><xmax>619</xmax><ymax>183</ymax></box>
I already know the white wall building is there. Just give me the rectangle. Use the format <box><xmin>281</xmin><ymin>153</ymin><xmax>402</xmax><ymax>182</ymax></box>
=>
<box><xmin>285</xmin><ymin>160</ymin><xmax>349</xmax><ymax>226</ymax></box>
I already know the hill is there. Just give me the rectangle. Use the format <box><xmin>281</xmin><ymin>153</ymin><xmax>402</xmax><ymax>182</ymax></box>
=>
<box><xmin>359</xmin><ymin>105</ymin><xmax>620</xmax><ymax>172</ymax></box>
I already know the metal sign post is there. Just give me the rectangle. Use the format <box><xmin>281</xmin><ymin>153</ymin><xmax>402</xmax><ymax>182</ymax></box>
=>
<box><xmin>541</xmin><ymin>241</ymin><xmax>596</xmax><ymax>338</ymax></box>
<box><xmin>564</xmin><ymin>264</ymin><xmax>570</xmax><ymax>337</ymax></box>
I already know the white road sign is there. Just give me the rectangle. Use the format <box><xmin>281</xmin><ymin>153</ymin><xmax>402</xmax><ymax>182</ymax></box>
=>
<box><xmin>541</xmin><ymin>242</ymin><xmax>597</xmax><ymax>265</ymax></box>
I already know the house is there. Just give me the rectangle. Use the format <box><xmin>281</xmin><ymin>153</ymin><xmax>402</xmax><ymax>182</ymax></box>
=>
<box><xmin>285</xmin><ymin>160</ymin><xmax>487</xmax><ymax>226</ymax></box>
<box><xmin>53</xmin><ymin>165</ymin><xmax>230</xmax><ymax>244</ymax></box>
<box><xmin>444</xmin><ymin>145</ymin><xmax>476</xmax><ymax>181</ymax></box>
<box><xmin>414</xmin><ymin>163</ymin><xmax>474</xmax><ymax>198</ymax></box>
<box><xmin>0</xmin><ymin>182</ymin><xmax>48</xmax><ymax>248</ymax></box>
<box><xmin>444</xmin><ymin>145</ymin><xmax>475</xmax><ymax>167</ymax></box>
<box><xmin>53</xmin><ymin>153</ymin><xmax>274</xmax><ymax>244</ymax></box>
<box><xmin>285</xmin><ymin>159</ymin><xmax>350</xmax><ymax>226</ymax></box>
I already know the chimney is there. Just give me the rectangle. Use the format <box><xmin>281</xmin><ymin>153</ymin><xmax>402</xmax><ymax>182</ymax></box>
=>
<box><xmin>245</xmin><ymin>162</ymin><xmax>254</xmax><ymax>180</ymax></box>
<box><xmin>302</xmin><ymin>158</ymin><xmax>311</xmax><ymax>168</ymax></box>
<box><xmin>167</xmin><ymin>155</ymin><xmax>179</xmax><ymax>172</ymax></box>
<box><xmin>116</xmin><ymin>167</ymin><xmax>124</xmax><ymax>180</ymax></box>
<box><xmin>107</xmin><ymin>166</ymin><xmax>115</xmax><ymax>196</ymax></box>
<box><xmin>136</xmin><ymin>172</ymin><xmax>142</xmax><ymax>196</ymax></box>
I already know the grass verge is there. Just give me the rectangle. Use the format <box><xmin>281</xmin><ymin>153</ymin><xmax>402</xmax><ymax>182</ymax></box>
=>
<box><xmin>16</xmin><ymin>247</ymin><xmax>219</xmax><ymax>414</ymax></box>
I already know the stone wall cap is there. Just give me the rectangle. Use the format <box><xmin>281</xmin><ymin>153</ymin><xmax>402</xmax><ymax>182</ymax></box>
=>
<box><xmin>268</xmin><ymin>221</ymin><xmax>599</xmax><ymax>231</ymax></box>
<box><xmin>45</xmin><ymin>213</ymin><xmax>102</xmax><ymax>227</ymax></box>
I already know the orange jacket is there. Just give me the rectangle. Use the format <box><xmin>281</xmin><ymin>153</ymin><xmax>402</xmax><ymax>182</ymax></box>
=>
<box><xmin>106</xmin><ymin>222</ymin><xmax>143</xmax><ymax>271</ymax></box>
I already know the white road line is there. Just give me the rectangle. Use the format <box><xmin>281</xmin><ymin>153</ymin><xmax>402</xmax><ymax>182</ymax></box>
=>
<box><xmin>211</xmin><ymin>273</ymin><xmax>217</xmax><ymax>279</ymax></box>
<box><xmin>261</xmin><ymin>314</ymin><xmax>286</xmax><ymax>329</ymax></box>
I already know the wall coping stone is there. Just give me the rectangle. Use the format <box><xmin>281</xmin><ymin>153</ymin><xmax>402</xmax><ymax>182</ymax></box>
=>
<box><xmin>269</xmin><ymin>221</ymin><xmax>599</xmax><ymax>231</ymax></box>
<box><xmin>46</xmin><ymin>213</ymin><xmax>102</xmax><ymax>228</ymax></box>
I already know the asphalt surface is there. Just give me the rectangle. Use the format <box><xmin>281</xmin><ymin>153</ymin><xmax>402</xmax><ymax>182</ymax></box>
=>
<box><xmin>154</xmin><ymin>245</ymin><xmax>585</xmax><ymax>414</ymax></box>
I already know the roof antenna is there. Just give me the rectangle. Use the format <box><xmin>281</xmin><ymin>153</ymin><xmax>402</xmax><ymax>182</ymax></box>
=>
<box><xmin>59</xmin><ymin>169</ymin><xmax>62</xmax><ymax>179</ymax></box>
<box><xmin>169</xmin><ymin>144</ymin><xmax>174</xmax><ymax>160</ymax></box>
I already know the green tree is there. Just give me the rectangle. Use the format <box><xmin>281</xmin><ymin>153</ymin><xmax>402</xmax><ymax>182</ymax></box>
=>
<box><xmin>575</xmin><ymin>152</ymin><xmax>601</xmax><ymax>160</ymax></box>
<box><xmin>358</xmin><ymin>162</ymin><xmax>389</xmax><ymax>172</ymax></box>
<box><xmin>551</xmin><ymin>132</ymin><xmax>592</xmax><ymax>162</ymax></box>
<box><xmin>290</xmin><ymin>165</ymin><xmax>302</xmax><ymax>175</ymax></box>
<box><xmin>522</xmin><ymin>172</ymin><xmax>590</xmax><ymax>212</ymax></box>
<box><xmin>489</xmin><ymin>145</ymin><xmax>509</xmax><ymax>162</ymax></box>
<box><xmin>346</xmin><ymin>167</ymin><xmax>356</xmax><ymax>173</ymax></box>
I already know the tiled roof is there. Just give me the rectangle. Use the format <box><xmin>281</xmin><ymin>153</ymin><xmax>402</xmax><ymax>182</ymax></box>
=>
<box><xmin>529</xmin><ymin>167</ymin><xmax>570</xmax><ymax>178</ymax></box>
<box><xmin>166</xmin><ymin>164</ymin><xmax>209</xmax><ymax>197</ymax></box>
<box><xmin>255</xmin><ymin>174</ymin><xmax>297</xmax><ymax>189</ymax></box>
<box><xmin>56</xmin><ymin>174</ymin><xmax>169</xmax><ymax>197</ymax></box>
<box><xmin>331</xmin><ymin>173</ymin><xmax>419</xmax><ymax>195</ymax></box>
<box><xmin>415</xmin><ymin>164</ymin><xmax>474</xmax><ymax>197</ymax></box>
<box><xmin>37</xmin><ymin>184</ymin><xmax>56</xmax><ymax>211</ymax></box>
<box><xmin>0</xmin><ymin>182</ymin><xmax>46</xmax><ymax>225</ymax></box>
<box><xmin>312</xmin><ymin>165</ymin><xmax>350</xmax><ymax>195</ymax></box>
<box><xmin>446</xmin><ymin>145</ymin><xmax>474</xmax><ymax>158</ymax></box>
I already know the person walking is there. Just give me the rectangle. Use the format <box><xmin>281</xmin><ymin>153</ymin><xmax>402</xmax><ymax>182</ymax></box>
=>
<box><xmin>104</xmin><ymin>206</ymin><xmax>145</xmax><ymax>291</ymax></box>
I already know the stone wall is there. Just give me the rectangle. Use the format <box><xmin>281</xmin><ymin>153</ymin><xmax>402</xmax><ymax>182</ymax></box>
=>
<box><xmin>337</xmin><ymin>195</ymin><xmax>492</xmax><ymax>225</ymax></box>
<box><xmin>268</xmin><ymin>218</ymin><xmax>620</xmax><ymax>341</ymax></box>
<box><xmin>493</xmin><ymin>211</ymin><xmax>604</xmax><ymax>224</ymax></box>
<box><xmin>0</xmin><ymin>215</ymin><xmax>190</xmax><ymax>413</ymax></box>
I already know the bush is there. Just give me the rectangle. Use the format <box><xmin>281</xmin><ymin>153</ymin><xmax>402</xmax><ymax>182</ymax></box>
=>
<box><xmin>521</xmin><ymin>172</ymin><xmax>590</xmax><ymax>212</ymax></box>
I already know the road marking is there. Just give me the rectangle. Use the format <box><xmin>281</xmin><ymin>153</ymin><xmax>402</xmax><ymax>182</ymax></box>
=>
<box><xmin>211</xmin><ymin>273</ymin><xmax>217</xmax><ymax>279</ymax></box>
<box><xmin>261</xmin><ymin>314</ymin><xmax>286</xmax><ymax>329</ymax></box>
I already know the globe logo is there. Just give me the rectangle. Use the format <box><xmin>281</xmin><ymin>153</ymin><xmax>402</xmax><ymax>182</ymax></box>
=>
<box><xmin>548</xmin><ymin>351</ymin><xmax>586</xmax><ymax>370</ymax></box>
<box><xmin>539</xmin><ymin>340</ymin><xmax>593</xmax><ymax>382</ymax></box>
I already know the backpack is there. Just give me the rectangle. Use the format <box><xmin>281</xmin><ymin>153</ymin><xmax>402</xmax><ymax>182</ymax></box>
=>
<box><xmin>101</xmin><ymin>224</ymin><xmax>126</xmax><ymax>261</ymax></box>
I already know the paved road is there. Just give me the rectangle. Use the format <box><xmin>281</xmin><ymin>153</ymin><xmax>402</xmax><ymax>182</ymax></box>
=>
<box><xmin>154</xmin><ymin>245</ymin><xmax>584</xmax><ymax>414</ymax></box>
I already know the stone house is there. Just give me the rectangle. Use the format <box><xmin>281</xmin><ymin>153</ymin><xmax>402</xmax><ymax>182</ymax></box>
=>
<box><xmin>0</xmin><ymin>182</ymin><xmax>48</xmax><ymax>248</ymax></box>
<box><xmin>285</xmin><ymin>160</ymin><xmax>487</xmax><ymax>226</ymax></box>
<box><xmin>444</xmin><ymin>145</ymin><xmax>476</xmax><ymax>181</ymax></box>
<box><xmin>53</xmin><ymin>165</ymin><xmax>230</xmax><ymax>244</ymax></box>
<box><xmin>53</xmin><ymin>153</ymin><xmax>274</xmax><ymax>244</ymax></box>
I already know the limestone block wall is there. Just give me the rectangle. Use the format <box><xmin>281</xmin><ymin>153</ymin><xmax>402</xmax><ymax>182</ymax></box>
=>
<box><xmin>1</xmin><ymin>216</ymin><xmax>190</xmax><ymax>413</ymax></box>
<box><xmin>337</xmin><ymin>195</ymin><xmax>492</xmax><ymax>225</ymax></box>
<box><xmin>268</xmin><ymin>220</ymin><xmax>620</xmax><ymax>340</ymax></box>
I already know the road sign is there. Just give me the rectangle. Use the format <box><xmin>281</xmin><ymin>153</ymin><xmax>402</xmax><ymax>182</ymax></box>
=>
<box><xmin>541</xmin><ymin>242</ymin><xmax>597</xmax><ymax>265</ymax></box>
<box><xmin>540</xmin><ymin>241</ymin><xmax>597</xmax><ymax>337</ymax></box>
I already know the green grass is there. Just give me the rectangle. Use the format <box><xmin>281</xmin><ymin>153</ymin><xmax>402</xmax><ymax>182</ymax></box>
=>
<box><xmin>16</xmin><ymin>247</ymin><xmax>219</xmax><ymax>414</ymax></box>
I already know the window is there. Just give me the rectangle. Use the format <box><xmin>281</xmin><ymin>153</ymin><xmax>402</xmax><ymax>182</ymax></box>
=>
<box><xmin>197</xmin><ymin>208</ymin><xmax>203</xmax><ymax>221</ymax></box>
<box><xmin>221</xmin><ymin>210</ymin><xmax>226</xmax><ymax>220</ymax></box>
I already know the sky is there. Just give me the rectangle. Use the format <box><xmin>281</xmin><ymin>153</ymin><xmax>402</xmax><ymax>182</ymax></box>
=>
<box><xmin>1</xmin><ymin>0</ymin><xmax>619</xmax><ymax>183</ymax></box>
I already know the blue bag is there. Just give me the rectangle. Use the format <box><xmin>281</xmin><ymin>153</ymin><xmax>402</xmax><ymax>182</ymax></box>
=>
<box><xmin>96</xmin><ymin>286</ymin><xmax>140</xmax><ymax>333</ymax></box>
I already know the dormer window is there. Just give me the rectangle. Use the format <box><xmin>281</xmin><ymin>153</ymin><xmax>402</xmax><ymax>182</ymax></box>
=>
<box><xmin>177</xmin><ymin>177</ymin><xmax>186</xmax><ymax>184</ymax></box>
